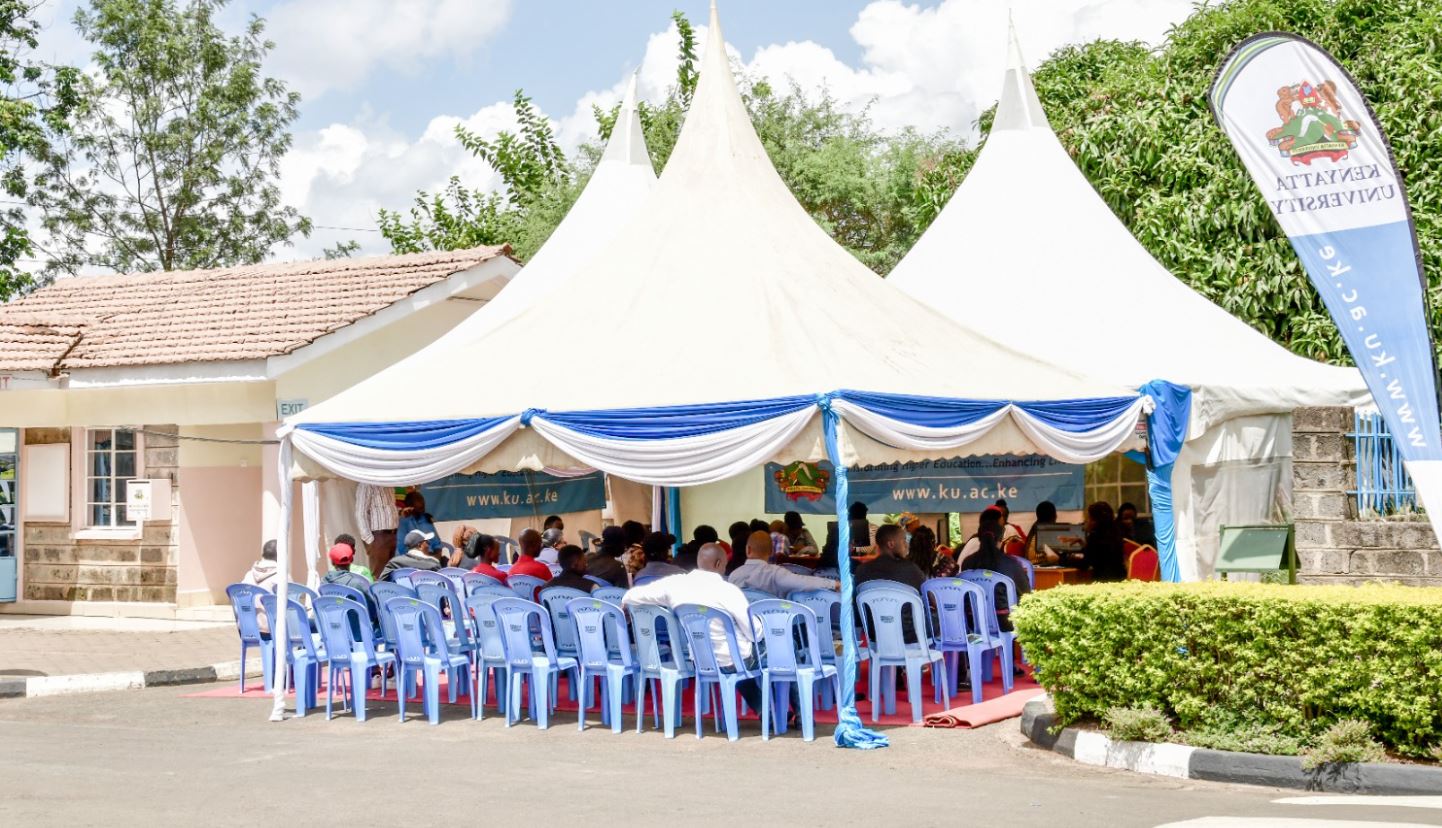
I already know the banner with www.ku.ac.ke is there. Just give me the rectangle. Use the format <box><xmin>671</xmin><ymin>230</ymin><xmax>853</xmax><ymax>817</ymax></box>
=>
<box><xmin>421</xmin><ymin>470</ymin><xmax>606</xmax><ymax>520</ymax></box>
<box><xmin>763</xmin><ymin>456</ymin><xmax>1083</xmax><ymax>516</ymax></box>
<box><xmin>1210</xmin><ymin>33</ymin><xmax>1440</xmax><ymax>460</ymax></box>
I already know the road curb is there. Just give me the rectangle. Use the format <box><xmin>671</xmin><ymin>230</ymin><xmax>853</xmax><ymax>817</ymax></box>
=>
<box><xmin>1020</xmin><ymin>697</ymin><xmax>1442</xmax><ymax>794</ymax></box>
<box><xmin>1</xmin><ymin>660</ymin><xmax>257</xmax><ymax>699</ymax></box>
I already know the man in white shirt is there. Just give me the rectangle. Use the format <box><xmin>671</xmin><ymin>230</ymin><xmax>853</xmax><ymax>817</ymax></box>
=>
<box><xmin>729</xmin><ymin>531</ymin><xmax>838</xmax><ymax>596</ymax></box>
<box><xmin>623</xmin><ymin>543</ymin><xmax>755</xmax><ymax>669</ymax></box>
<box><xmin>354</xmin><ymin>484</ymin><xmax>400</xmax><ymax>573</ymax></box>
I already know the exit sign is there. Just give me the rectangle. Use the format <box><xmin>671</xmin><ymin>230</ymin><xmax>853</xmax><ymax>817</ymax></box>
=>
<box><xmin>277</xmin><ymin>399</ymin><xmax>308</xmax><ymax>419</ymax></box>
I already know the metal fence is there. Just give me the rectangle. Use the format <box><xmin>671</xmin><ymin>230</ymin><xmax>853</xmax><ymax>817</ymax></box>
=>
<box><xmin>1348</xmin><ymin>410</ymin><xmax>1417</xmax><ymax>515</ymax></box>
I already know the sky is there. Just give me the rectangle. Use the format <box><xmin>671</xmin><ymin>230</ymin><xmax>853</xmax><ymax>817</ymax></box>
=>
<box><xmin>31</xmin><ymin>0</ymin><xmax>1199</xmax><ymax>264</ymax></box>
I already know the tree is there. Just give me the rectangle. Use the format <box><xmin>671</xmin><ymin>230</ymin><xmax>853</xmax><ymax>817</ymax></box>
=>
<box><xmin>30</xmin><ymin>0</ymin><xmax>309</xmax><ymax>278</ymax></box>
<box><xmin>0</xmin><ymin>0</ymin><xmax>78</xmax><ymax>299</ymax></box>
<box><xmin>1021</xmin><ymin>0</ymin><xmax>1442</xmax><ymax>364</ymax></box>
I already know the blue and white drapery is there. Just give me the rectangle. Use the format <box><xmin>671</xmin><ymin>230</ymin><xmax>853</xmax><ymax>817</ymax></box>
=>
<box><xmin>278</xmin><ymin>387</ymin><xmax>1189</xmax><ymax>743</ymax></box>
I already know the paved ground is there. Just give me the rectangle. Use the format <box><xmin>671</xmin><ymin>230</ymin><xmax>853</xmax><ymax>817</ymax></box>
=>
<box><xmin>0</xmin><ymin>617</ymin><xmax>234</xmax><ymax>676</ymax></box>
<box><xmin>2</xmin><ymin>686</ymin><xmax>1437</xmax><ymax>827</ymax></box>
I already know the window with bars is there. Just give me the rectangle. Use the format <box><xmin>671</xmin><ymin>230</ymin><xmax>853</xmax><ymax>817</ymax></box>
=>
<box><xmin>1084</xmin><ymin>454</ymin><xmax>1150</xmax><ymax>515</ymax></box>
<box><xmin>85</xmin><ymin>428</ymin><xmax>139</xmax><ymax>528</ymax></box>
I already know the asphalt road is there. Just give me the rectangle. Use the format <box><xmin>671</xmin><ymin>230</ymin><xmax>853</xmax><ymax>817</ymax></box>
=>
<box><xmin>1</xmin><ymin>686</ymin><xmax>1437</xmax><ymax>827</ymax></box>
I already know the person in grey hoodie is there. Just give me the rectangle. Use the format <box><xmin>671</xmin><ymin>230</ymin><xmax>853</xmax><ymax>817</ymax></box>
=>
<box><xmin>240</xmin><ymin>540</ymin><xmax>280</xmax><ymax>629</ymax></box>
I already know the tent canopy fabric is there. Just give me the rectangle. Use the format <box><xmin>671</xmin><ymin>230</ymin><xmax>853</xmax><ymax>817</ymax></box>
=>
<box><xmin>887</xmin><ymin>24</ymin><xmax>1368</xmax><ymax>438</ymax></box>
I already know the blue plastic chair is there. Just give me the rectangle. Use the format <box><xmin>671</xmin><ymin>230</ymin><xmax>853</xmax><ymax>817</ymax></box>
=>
<box><xmin>626</xmin><ymin>604</ymin><xmax>694</xmax><ymax>737</ymax></box>
<box><xmin>387</xmin><ymin>567</ymin><xmax>417</xmax><ymax>587</ymax></box>
<box><xmin>593</xmin><ymin>586</ymin><xmax>627</xmax><ymax>604</ymax></box>
<box><xmin>749</xmin><ymin>599</ymin><xmax>839</xmax><ymax>741</ymax></box>
<box><xmin>508</xmin><ymin>574</ymin><xmax>547</xmax><ymax>601</ymax></box>
<box><xmin>438</xmin><ymin>567</ymin><xmax>470</xmax><ymax>597</ymax></box>
<box><xmin>369</xmin><ymin>581</ymin><xmax>417</xmax><ymax>696</ymax></box>
<box><xmin>958</xmin><ymin>570</ymin><xmax>1018</xmax><ymax>692</ymax></box>
<box><xmin>224</xmin><ymin>583</ymin><xmax>273</xmax><ymax>693</ymax></box>
<box><xmin>922</xmin><ymin>578</ymin><xmax>1000</xmax><ymax>705</ymax></box>
<box><xmin>317</xmin><ymin>582</ymin><xmax>372</xmax><ymax>639</ymax></box>
<box><xmin>786</xmin><ymin>588</ymin><xmax>867</xmax><ymax>711</ymax></box>
<box><xmin>583</xmin><ymin>574</ymin><xmax>609</xmax><ymax>588</ymax></box>
<box><xmin>463</xmin><ymin>586</ymin><xmax>515</xmax><ymax>720</ymax></box>
<box><xmin>462</xmin><ymin>571</ymin><xmax>501</xmax><ymax>594</ymax></box>
<box><xmin>567</xmin><ymin>597</ymin><xmax>639</xmax><ymax>733</ymax></box>
<box><xmin>779</xmin><ymin>563</ymin><xmax>814</xmax><ymax>575</ymax></box>
<box><xmin>741</xmin><ymin>587</ymin><xmax>777</xmax><ymax>603</ymax></box>
<box><xmin>315</xmin><ymin>595</ymin><xmax>395</xmax><ymax>721</ymax></box>
<box><xmin>814</xmin><ymin>567</ymin><xmax>840</xmax><ymax>580</ymax></box>
<box><xmin>673</xmin><ymin>603</ymin><xmax>760</xmax><ymax>741</ymax></box>
<box><xmin>855</xmin><ymin>583</ymin><xmax>949</xmax><ymax>723</ymax></box>
<box><xmin>258</xmin><ymin>593</ymin><xmax>327</xmax><ymax>717</ymax></box>
<box><xmin>385</xmin><ymin>597</ymin><xmax>474</xmax><ymax>725</ymax></box>
<box><xmin>539</xmin><ymin>586</ymin><xmax>589</xmax><ymax>701</ymax></box>
<box><xmin>1015</xmin><ymin>557</ymin><xmax>1036</xmax><ymax>589</ymax></box>
<box><xmin>490</xmin><ymin>597</ymin><xmax>578</xmax><ymax>729</ymax></box>
<box><xmin>631</xmin><ymin>574</ymin><xmax>661</xmax><ymax>587</ymax></box>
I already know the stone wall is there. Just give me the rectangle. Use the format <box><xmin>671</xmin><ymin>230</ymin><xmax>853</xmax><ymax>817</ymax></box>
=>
<box><xmin>22</xmin><ymin>425</ymin><xmax>181</xmax><ymax>603</ymax></box>
<box><xmin>1293</xmin><ymin>406</ymin><xmax>1441</xmax><ymax>586</ymax></box>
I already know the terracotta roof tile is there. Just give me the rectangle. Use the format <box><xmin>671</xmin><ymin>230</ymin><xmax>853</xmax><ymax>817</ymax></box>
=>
<box><xmin>0</xmin><ymin>246</ymin><xmax>512</xmax><ymax>372</ymax></box>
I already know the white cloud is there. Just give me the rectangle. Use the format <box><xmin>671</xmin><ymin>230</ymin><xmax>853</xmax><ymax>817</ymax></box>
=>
<box><xmin>265</xmin><ymin>0</ymin><xmax>512</xmax><ymax>101</ymax></box>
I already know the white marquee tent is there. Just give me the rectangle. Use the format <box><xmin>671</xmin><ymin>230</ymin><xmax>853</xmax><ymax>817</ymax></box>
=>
<box><xmin>888</xmin><ymin>25</ymin><xmax>1369</xmax><ymax>581</ymax></box>
<box><xmin>272</xmin><ymin>6</ymin><xmax>1188</xmax><ymax>744</ymax></box>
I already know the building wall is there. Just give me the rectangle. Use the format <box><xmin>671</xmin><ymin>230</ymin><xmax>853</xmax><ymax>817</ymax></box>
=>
<box><xmin>21</xmin><ymin>425</ymin><xmax>180</xmax><ymax>603</ymax></box>
<box><xmin>176</xmin><ymin>424</ymin><xmax>264</xmax><ymax>608</ymax></box>
<box><xmin>1293</xmin><ymin>406</ymin><xmax>1441</xmax><ymax>586</ymax></box>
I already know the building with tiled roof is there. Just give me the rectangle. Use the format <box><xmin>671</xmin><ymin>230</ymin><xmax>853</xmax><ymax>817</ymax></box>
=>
<box><xmin>0</xmin><ymin>246</ymin><xmax>518</xmax><ymax>611</ymax></box>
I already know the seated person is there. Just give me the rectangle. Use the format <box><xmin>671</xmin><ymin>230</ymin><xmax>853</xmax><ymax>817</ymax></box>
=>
<box><xmin>540</xmin><ymin>545</ymin><xmax>596</xmax><ymax>595</ymax></box>
<box><xmin>993</xmin><ymin>499</ymin><xmax>1028</xmax><ymax>556</ymax></box>
<box><xmin>674</xmin><ymin>524</ymin><xmax>719</xmax><ymax>571</ymax></box>
<box><xmin>847</xmin><ymin>501</ymin><xmax>878</xmax><ymax>553</ymax></box>
<box><xmin>908</xmin><ymin>525</ymin><xmax>940</xmax><ymax>575</ymax></box>
<box><xmin>1081</xmin><ymin>502</ymin><xmax>1128</xmax><ymax>582</ymax></box>
<box><xmin>632</xmin><ymin>532</ymin><xmax>684</xmax><ymax>583</ymax></box>
<box><xmin>958</xmin><ymin>528</ymin><xmax>1033</xmax><ymax>632</ymax></box>
<box><xmin>728</xmin><ymin>530</ymin><xmax>838</xmax><ymax>595</ymax></box>
<box><xmin>396</xmin><ymin>491</ymin><xmax>453</xmax><ymax>559</ymax></box>
<box><xmin>586</xmin><ymin>526</ymin><xmax>630</xmax><ymax>588</ymax></box>
<box><xmin>854</xmin><ymin>525</ymin><xmax>926</xmax><ymax>642</ymax></box>
<box><xmin>1024</xmin><ymin>501</ymin><xmax>1064</xmax><ymax>566</ymax></box>
<box><xmin>323</xmin><ymin>542</ymin><xmax>379</xmax><ymax>632</ymax></box>
<box><xmin>506</xmin><ymin>528</ymin><xmax>555</xmax><ymax>585</ymax></box>
<box><xmin>332</xmin><ymin>534</ymin><xmax>372</xmax><ymax>581</ymax></box>
<box><xmin>725</xmin><ymin>521</ymin><xmax>751</xmax><ymax>574</ymax></box>
<box><xmin>538</xmin><ymin>528</ymin><xmax>565</xmax><ymax>565</ymax></box>
<box><xmin>241</xmin><ymin>539</ymin><xmax>280</xmax><ymax>630</ymax></box>
<box><xmin>784</xmin><ymin>511</ymin><xmax>819</xmax><ymax>555</ymax></box>
<box><xmin>959</xmin><ymin>507</ymin><xmax>1014</xmax><ymax>564</ymax></box>
<box><xmin>468</xmin><ymin>534</ymin><xmax>509</xmax><ymax>585</ymax></box>
<box><xmin>450</xmin><ymin>525</ymin><xmax>482</xmax><ymax>569</ymax></box>
<box><xmin>380</xmin><ymin>530</ymin><xmax>444</xmax><ymax>581</ymax></box>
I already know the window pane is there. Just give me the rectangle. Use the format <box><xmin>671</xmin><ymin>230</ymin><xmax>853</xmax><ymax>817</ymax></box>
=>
<box><xmin>89</xmin><ymin>429</ymin><xmax>113</xmax><ymax>451</ymax></box>
<box><xmin>1120</xmin><ymin>458</ymin><xmax>1149</xmax><ymax>484</ymax></box>
<box><xmin>1121</xmin><ymin>485</ymin><xmax>1150</xmax><ymax>512</ymax></box>
<box><xmin>117</xmin><ymin>504</ymin><xmax>130</xmax><ymax>524</ymax></box>
<box><xmin>89</xmin><ymin>451</ymin><xmax>111</xmax><ymax>477</ymax></box>
<box><xmin>115</xmin><ymin>429</ymin><xmax>135</xmax><ymax>451</ymax></box>
<box><xmin>90</xmin><ymin>477</ymin><xmax>112</xmax><ymax>503</ymax></box>
<box><xmin>115</xmin><ymin>451</ymin><xmax>136</xmax><ymax>479</ymax></box>
<box><xmin>91</xmin><ymin>504</ymin><xmax>112</xmax><ymax>526</ymax></box>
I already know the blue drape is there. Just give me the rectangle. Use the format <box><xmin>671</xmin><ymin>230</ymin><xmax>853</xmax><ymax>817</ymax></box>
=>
<box><xmin>836</xmin><ymin>390</ymin><xmax>1005</xmax><ymax>428</ymax></box>
<box><xmin>538</xmin><ymin>396</ymin><xmax>814</xmax><ymax>440</ymax></box>
<box><xmin>295</xmin><ymin>417</ymin><xmax>514</xmax><ymax>450</ymax></box>
<box><xmin>1139</xmin><ymin>380</ymin><xmax>1192</xmax><ymax>582</ymax></box>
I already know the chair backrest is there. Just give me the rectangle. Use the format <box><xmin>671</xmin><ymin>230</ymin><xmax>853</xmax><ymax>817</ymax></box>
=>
<box><xmin>463</xmin><ymin>587</ymin><xmax>513</xmax><ymax>660</ymax></box>
<box><xmin>958</xmin><ymin>570</ymin><xmax>1019</xmax><ymax>636</ymax></box>
<box><xmin>413</xmin><ymin>576</ymin><xmax>463</xmax><ymax>619</ymax></box>
<box><xmin>593</xmin><ymin>586</ymin><xmax>626</xmax><ymax>605</ymax></box>
<box><xmin>385</xmin><ymin>597</ymin><xmax>449</xmax><ymax>667</ymax></box>
<box><xmin>583</xmin><ymin>574</ymin><xmax>609</xmax><ymax>587</ymax></box>
<box><xmin>779</xmin><ymin>563</ymin><xmax>813</xmax><ymax>575</ymax></box>
<box><xmin>741</xmin><ymin>587</ymin><xmax>777</xmax><ymax>603</ymax></box>
<box><xmin>490</xmin><ymin>597</ymin><xmax>560</xmax><ymax>669</ymax></box>
<box><xmin>438</xmin><ymin>567</ymin><xmax>470</xmax><ymax>596</ymax></box>
<box><xmin>749</xmin><ymin>599</ymin><xmax>822</xmax><ymax>675</ymax></box>
<box><xmin>538</xmin><ymin>586</ymin><xmax>590</xmax><ymax>656</ymax></box>
<box><xmin>546</xmin><ymin>563</ymin><xmax>563</xmax><ymax>577</ymax></box>
<box><xmin>627</xmin><ymin>604</ymin><xmax>686</xmax><ymax>674</ymax></box>
<box><xmin>388</xmin><ymin>567</ymin><xmax>417</xmax><ymax>587</ymax></box>
<box><xmin>317</xmin><ymin>582</ymin><xmax>367</xmax><ymax>606</ymax></box>
<box><xmin>257</xmin><ymin>594</ymin><xmax>317</xmax><ymax>658</ymax></box>
<box><xmin>921</xmin><ymin>578</ymin><xmax>990</xmax><ymax>647</ymax></box>
<box><xmin>854</xmin><ymin>583</ymin><xmax>926</xmax><ymax>660</ymax></box>
<box><xmin>369</xmin><ymin>582</ymin><xmax>415</xmax><ymax>646</ymax></box>
<box><xmin>508</xmin><ymin>574</ymin><xmax>546</xmax><ymax>601</ymax></box>
<box><xmin>225</xmin><ymin>583</ymin><xmax>268</xmax><ymax>641</ymax></box>
<box><xmin>1128</xmin><ymin>545</ymin><xmax>1160</xmax><ymax>581</ymax></box>
<box><xmin>787</xmin><ymin>588</ymin><xmax>843</xmax><ymax>652</ymax></box>
<box><xmin>1015</xmin><ymin>556</ymin><xmax>1036</xmax><ymax>588</ymax></box>
<box><xmin>462</xmin><ymin>571</ymin><xmax>501</xmax><ymax>594</ymax></box>
<box><xmin>814</xmin><ymin>567</ymin><xmax>840</xmax><ymax>580</ymax></box>
<box><xmin>672</xmin><ymin>604</ymin><xmax>747</xmax><ymax>678</ymax></box>
<box><xmin>856</xmin><ymin>578</ymin><xmax>912</xmax><ymax>596</ymax></box>
<box><xmin>315</xmin><ymin>595</ymin><xmax>375</xmax><ymax>661</ymax></box>
<box><xmin>631</xmin><ymin>574</ymin><xmax>661</xmax><ymax>587</ymax></box>
<box><xmin>286</xmin><ymin>582</ymin><xmax>319</xmax><ymax>610</ymax></box>
<box><xmin>494</xmin><ymin>563</ymin><xmax>512</xmax><ymax>573</ymax></box>
<box><xmin>567</xmin><ymin>597</ymin><xmax>634</xmax><ymax>671</ymax></box>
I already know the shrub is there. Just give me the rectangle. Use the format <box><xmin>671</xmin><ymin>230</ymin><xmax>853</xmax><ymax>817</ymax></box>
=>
<box><xmin>1012</xmin><ymin>582</ymin><xmax>1442</xmax><ymax>758</ymax></box>
<box><xmin>1104</xmin><ymin>706</ymin><xmax>1172</xmax><ymax>743</ymax></box>
<box><xmin>1180</xmin><ymin>722</ymin><xmax>1306</xmax><ymax>756</ymax></box>
<box><xmin>1302</xmin><ymin>720</ymin><xmax>1387</xmax><ymax>770</ymax></box>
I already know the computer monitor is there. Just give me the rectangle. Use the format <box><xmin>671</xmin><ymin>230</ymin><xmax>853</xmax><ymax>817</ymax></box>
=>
<box><xmin>1031</xmin><ymin>523</ymin><xmax>1085</xmax><ymax>555</ymax></box>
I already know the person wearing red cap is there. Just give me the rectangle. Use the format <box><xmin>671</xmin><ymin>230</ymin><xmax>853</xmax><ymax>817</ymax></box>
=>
<box><xmin>323</xmin><ymin>541</ymin><xmax>379</xmax><ymax>631</ymax></box>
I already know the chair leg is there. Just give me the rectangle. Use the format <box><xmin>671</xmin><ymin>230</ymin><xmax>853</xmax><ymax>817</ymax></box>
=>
<box><xmin>661</xmin><ymin>676</ymin><xmax>679</xmax><ymax>739</ymax></box>
<box><xmin>905</xmin><ymin>662</ymin><xmax>924</xmax><ymax>724</ymax></box>
<box><xmin>760</xmin><ymin>672</ymin><xmax>772</xmax><ymax>742</ymax></box>
<box><xmin>967</xmin><ymin>649</ymin><xmax>984</xmax><ymax>705</ymax></box>
<box><xmin>608</xmin><ymin>669</ymin><xmax>626</xmax><ymax>734</ymax></box>
<box><xmin>423</xmin><ymin>662</ymin><xmax>440</xmax><ymax>726</ymax></box>
<box><xmin>577</xmin><ymin>668</ymin><xmax>589</xmax><ymax>732</ymax></box>
<box><xmin>474</xmin><ymin>662</ymin><xmax>485</xmax><ymax>722</ymax></box>
<box><xmin>238</xmin><ymin>646</ymin><xmax>248</xmax><ymax>694</ymax></box>
<box><xmin>797</xmin><ymin>673</ymin><xmax>818</xmax><ymax>742</ymax></box>
<box><xmin>507</xmin><ymin>672</ymin><xmax>521</xmax><ymax>727</ymax></box>
<box><xmin>719</xmin><ymin>680</ymin><xmax>741</xmax><ymax>742</ymax></box>
<box><xmin>351</xmin><ymin>661</ymin><xmax>368</xmax><ymax>722</ymax></box>
<box><xmin>868</xmin><ymin>659</ymin><xmax>881</xmax><ymax>722</ymax></box>
<box><xmin>934</xmin><ymin>659</ymin><xmax>950</xmax><ymax>710</ymax></box>
<box><xmin>259</xmin><ymin>640</ymin><xmax>273</xmax><ymax>693</ymax></box>
<box><xmin>634</xmin><ymin>674</ymin><xmax>647</xmax><ymax>734</ymax></box>
<box><xmin>536</xmin><ymin>673</ymin><xmax>551</xmax><ymax>730</ymax></box>
<box><xmin>693</xmin><ymin>681</ymin><xmax>705</xmax><ymax>740</ymax></box>
<box><xmin>397</xmin><ymin>666</ymin><xmax>408</xmax><ymax>723</ymax></box>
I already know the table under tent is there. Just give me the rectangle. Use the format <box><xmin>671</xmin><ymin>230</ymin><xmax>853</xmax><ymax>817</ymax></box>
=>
<box><xmin>887</xmin><ymin>24</ymin><xmax>1368</xmax><ymax>582</ymax></box>
<box><xmin>272</xmin><ymin>7</ymin><xmax>1189</xmax><ymax>745</ymax></box>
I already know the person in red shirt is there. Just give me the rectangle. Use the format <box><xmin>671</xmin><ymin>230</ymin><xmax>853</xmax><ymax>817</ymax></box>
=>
<box><xmin>506</xmin><ymin>528</ymin><xmax>554</xmax><ymax>589</ymax></box>
<box><xmin>469</xmin><ymin>534</ymin><xmax>510</xmax><ymax>585</ymax></box>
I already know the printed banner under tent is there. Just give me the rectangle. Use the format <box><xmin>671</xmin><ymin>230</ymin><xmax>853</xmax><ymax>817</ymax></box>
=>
<box><xmin>421</xmin><ymin>470</ymin><xmax>607</xmax><ymax>521</ymax></box>
<box><xmin>762</xmin><ymin>456</ymin><xmax>1084</xmax><ymax>515</ymax></box>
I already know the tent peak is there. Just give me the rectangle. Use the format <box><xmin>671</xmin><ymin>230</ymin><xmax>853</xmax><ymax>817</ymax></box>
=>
<box><xmin>600</xmin><ymin>70</ymin><xmax>653</xmax><ymax>168</ymax></box>
<box><xmin>993</xmin><ymin>20</ymin><xmax>1050</xmax><ymax>132</ymax></box>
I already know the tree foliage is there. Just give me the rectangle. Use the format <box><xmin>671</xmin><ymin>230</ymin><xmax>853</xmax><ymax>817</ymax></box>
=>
<box><xmin>1024</xmin><ymin>0</ymin><xmax>1442</xmax><ymax>364</ymax></box>
<box><xmin>30</xmin><ymin>0</ymin><xmax>308</xmax><ymax>278</ymax></box>
<box><xmin>0</xmin><ymin>0</ymin><xmax>79</xmax><ymax>299</ymax></box>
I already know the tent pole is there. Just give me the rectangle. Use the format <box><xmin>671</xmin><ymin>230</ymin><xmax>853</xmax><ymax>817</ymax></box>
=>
<box><xmin>269</xmin><ymin>436</ymin><xmax>293</xmax><ymax>722</ymax></box>
<box><xmin>820</xmin><ymin>397</ymin><xmax>888</xmax><ymax>749</ymax></box>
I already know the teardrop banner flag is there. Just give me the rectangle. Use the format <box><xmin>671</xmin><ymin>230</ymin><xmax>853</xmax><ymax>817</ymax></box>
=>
<box><xmin>1210</xmin><ymin>33</ymin><xmax>1442</xmax><ymax>519</ymax></box>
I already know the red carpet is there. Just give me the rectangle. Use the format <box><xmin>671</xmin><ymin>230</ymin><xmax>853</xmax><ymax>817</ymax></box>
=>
<box><xmin>189</xmin><ymin>655</ymin><xmax>1040</xmax><ymax>730</ymax></box>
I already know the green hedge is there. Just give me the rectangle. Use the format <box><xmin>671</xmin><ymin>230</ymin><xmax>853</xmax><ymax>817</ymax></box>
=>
<box><xmin>1012</xmin><ymin>582</ymin><xmax>1442</xmax><ymax>758</ymax></box>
